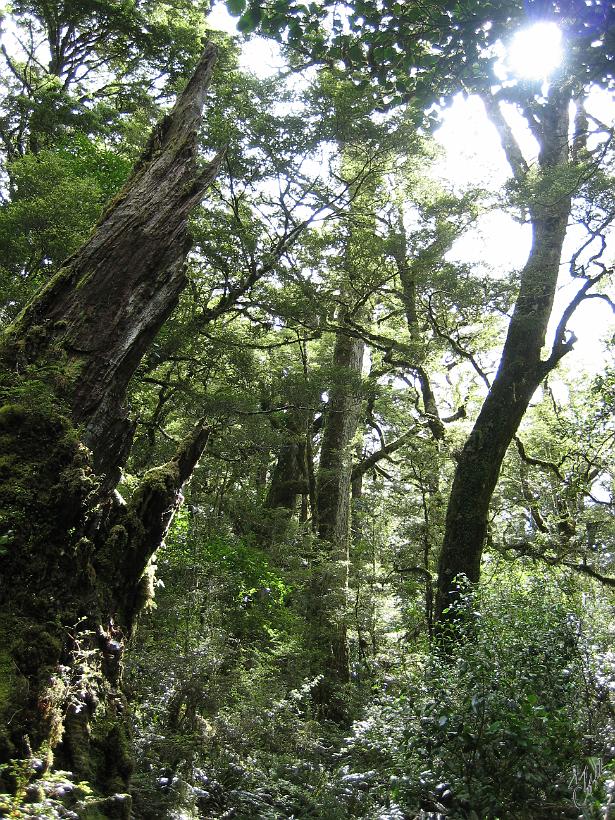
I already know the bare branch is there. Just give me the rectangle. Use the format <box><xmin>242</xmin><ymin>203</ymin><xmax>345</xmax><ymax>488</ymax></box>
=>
<box><xmin>514</xmin><ymin>436</ymin><xmax>564</xmax><ymax>480</ymax></box>
<box><xmin>543</xmin><ymin>271</ymin><xmax>608</xmax><ymax>371</ymax></box>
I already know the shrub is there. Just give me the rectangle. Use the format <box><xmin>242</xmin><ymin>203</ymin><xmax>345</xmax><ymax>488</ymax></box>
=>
<box><xmin>334</xmin><ymin>568</ymin><xmax>615</xmax><ymax>819</ymax></box>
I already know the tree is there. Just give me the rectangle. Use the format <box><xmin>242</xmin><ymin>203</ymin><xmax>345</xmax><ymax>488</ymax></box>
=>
<box><xmin>435</xmin><ymin>15</ymin><xmax>615</xmax><ymax>625</ymax></box>
<box><xmin>0</xmin><ymin>42</ymin><xmax>222</xmax><ymax>804</ymax></box>
<box><xmin>224</xmin><ymin>0</ymin><xmax>615</xmax><ymax>631</ymax></box>
<box><xmin>0</xmin><ymin>0</ymin><xmax>613</xmax><ymax>812</ymax></box>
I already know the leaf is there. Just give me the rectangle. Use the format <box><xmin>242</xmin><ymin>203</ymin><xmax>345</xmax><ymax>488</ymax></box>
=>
<box><xmin>226</xmin><ymin>0</ymin><xmax>246</xmax><ymax>16</ymax></box>
<box><xmin>237</xmin><ymin>6</ymin><xmax>262</xmax><ymax>32</ymax></box>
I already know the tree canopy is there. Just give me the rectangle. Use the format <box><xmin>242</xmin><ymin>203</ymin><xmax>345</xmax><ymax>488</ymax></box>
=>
<box><xmin>0</xmin><ymin>1</ymin><xmax>614</xmax><ymax>817</ymax></box>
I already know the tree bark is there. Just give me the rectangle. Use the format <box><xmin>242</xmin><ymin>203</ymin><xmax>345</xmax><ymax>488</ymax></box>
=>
<box><xmin>3</xmin><ymin>43</ymin><xmax>223</xmax><ymax>483</ymax></box>
<box><xmin>317</xmin><ymin>330</ymin><xmax>365</xmax><ymax>548</ymax></box>
<box><xmin>0</xmin><ymin>44</ymin><xmax>222</xmax><ymax>805</ymax></box>
<box><xmin>308</xmin><ymin>324</ymin><xmax>364</xmax><ymax>709</ymax></box>
<box><xmin>435</xmin><ymin>84</ymin><xmax>572</xmax><ymax>625</ymax></box>
<box><xmin>392</xmin><ymin>206</ymin><xmax>446</xmax><ymax>440</ymax></box>
<box><xmin>260</xmin><ymin>411</ymin><xmax>309</xmax><ymax>545</ymax></box>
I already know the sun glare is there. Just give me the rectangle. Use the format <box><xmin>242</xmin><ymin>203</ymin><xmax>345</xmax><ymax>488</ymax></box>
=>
<box><xmin>506</xmin><ymin>22</ymin><xmax>563</xmax><ymax>80</ymax></box>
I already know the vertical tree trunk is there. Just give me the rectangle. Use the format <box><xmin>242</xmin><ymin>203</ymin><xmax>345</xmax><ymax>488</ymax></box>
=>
<box><xmin>435</xmin><ymin>85</ymin><xmax>572</xmax><ymax>625</ymax></box>
<box><xmin>0</xmin><ymin>44</ymin><xmax>222</xmax><ymax>805</ymax></box>
<box><xmin>317</xmin><ymin>330</ymin><xmax>365</xmax><ymax>547</ymax></box>
<box><xmin>308</xmin><ymin>325</ymin><xmax>364</xmax><ymax>710</ymax></box>
<box><xmin>260</xmin><ymin>411</ymin><xmax>309</xmax><ymax>545</ymax></box>
<box><xmin>392</xmin><ymin>208</ymin><xmax>445</xmax><ymax>440</ymax></box>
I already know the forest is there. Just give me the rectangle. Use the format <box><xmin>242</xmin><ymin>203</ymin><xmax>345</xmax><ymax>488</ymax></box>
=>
<box><xmin>0</xmin><ymin>0</ymin><xmax>614</xmax><ymax>817</ymax></box>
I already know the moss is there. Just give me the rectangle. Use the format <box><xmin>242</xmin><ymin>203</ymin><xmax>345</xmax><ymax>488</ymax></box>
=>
<box><xmin>106</xmin><ymin>525</ymin><xmax>128</xmax><ymax>552</ymax></box>
<box><xmin>130</xmin><ymin>462</ymin><xmax>180</xmax><ymax>512</ymax></box>
<box><xmin>0</xmin><ymin>392</ymin><xmax>96</xmax><ymax>551</ymax></box>
<box><xmin>0</xmin><ymin>375</ymin><xmax>138</xmax><ymax>796</ymax></box>
<box><xmin>0</xmin><ymin>645</ymin><xmax>16</xmax><ymax>715</ymax></box>
<box><xmin>24</xmin><ymin>783</ymin><xmax>45</xmax><ymax>802</ymax></box>
<box><xmin>0</xmin><ymin>403</ymin><xmax>28</xmax><ymax>429</ymax></box>
<box><xmin>95</xmin><ymin>524</ymin><xmax>128</xmax><ymax>581</ymax></box>
<box><xmin>13</xmin><ymin>627</ymin><xmax>62</xmax><ymax>675</ymax></box>
<box><xmin>77</xmin><ymin>793</ymin><xmax>132</xmax><ymax>820</ymax></box>
<box><xmin>134</xmin><ymin>560</ymin><xmax>157</xmax><ymax>614</ymax></box>
<box><xmin>75</xmin><ymin>270</ymin><xmax>95</xmax><ymax>291</ymax></box>
<box><xmin>77</xmin><ymin>808</ymin><xmax>109</xmax><ymax>820</ymax></box>
<box><xmin>0</xmin><ymin>620</ymin><xmax>25</xmax><ymax>761</ymax></box>
<box><xmin>0</xmin><ymin>454</ymin><xmax>17</xmax><ymax>478</ymax></box>
<box><xmin>1</xmin><ymin>265</ymin><xmax>75</xmax><ymax>342</ymax></box>
<box><xmin>0</xmin><ymin>386</ymin><xmax>100</xmax><ymax>769</ymax></box>
<box><xmin>105</xmin><ymin>724</ymin><xmax>134</xmax><ymax>782</ymax></box>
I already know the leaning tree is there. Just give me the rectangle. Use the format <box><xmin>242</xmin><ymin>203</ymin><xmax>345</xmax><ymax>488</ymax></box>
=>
<box><xmin>434</xmin><ymin>2</ymin><xmax>615</xmax><ymax>623</ymax></box>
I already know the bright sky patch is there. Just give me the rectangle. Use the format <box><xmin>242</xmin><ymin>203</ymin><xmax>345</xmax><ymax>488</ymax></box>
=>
<box><xmin>507</xmin><ymin>22</ymin><xmax>563</xmax><ymax>80</ymax></box>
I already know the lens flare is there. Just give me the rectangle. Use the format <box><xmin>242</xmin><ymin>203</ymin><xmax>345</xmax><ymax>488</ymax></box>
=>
<box><xmin>507</xmin><ymin>22</ymin><xmax>563</xmax><ymax>80</ymax></box>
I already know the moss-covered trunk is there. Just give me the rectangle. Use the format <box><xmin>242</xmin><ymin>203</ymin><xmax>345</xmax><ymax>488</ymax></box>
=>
<box><xmin>260</xmin><ymin>411</ymin><xmax>310</xmax><ymax>545</ymax></box>
<box><xmin>0</xmin><ymin>44</ymin><xmax>221</xmax><ymax>810</ymax></box>
<box><xmin>308</xmin><ymin>325</ymin><xmax>364</xmax><ymax>712</ymax></box>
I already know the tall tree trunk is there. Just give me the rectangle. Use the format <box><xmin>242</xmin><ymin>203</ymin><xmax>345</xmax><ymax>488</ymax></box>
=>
<box><xmin>392</xmin><ymin>210</ymin><xmax>445</xmax><ymax>441</ymax></box>
<box><xmin>260</xmin><ymin>411</ymin><xmax>309</xmax><ymax>545</ymax></box>
<box><xmin>435</xmin><ymin>84</ymin><xmax>573</xmax><ymax>624</ymax></box>
<box><xmin>0</xmin><ymin>44</ymin><xmax>222</xmax><ymax>806</ymax></box>
<box><xmin>317</xmin><ymin>330</ymin><xmax>365</xmax><ymax>547</ymax></box>
<box><xmin>309</xmin><ymin>324</ymin><xmax>364</xmax><ymax>710</ymax></box>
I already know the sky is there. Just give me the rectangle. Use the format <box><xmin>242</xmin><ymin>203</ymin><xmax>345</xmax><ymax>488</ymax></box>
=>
<box><xmin>206</xmin><ymin>5</ymin><xmax>615</xmax><ymax>379</ymax></box>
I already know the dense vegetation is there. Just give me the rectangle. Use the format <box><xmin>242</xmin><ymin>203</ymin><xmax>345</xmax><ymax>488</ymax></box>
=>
<box><xmin>0</xmin><ymin>0</ymin><xmax>613</xmax><ymax>817</ymax></box>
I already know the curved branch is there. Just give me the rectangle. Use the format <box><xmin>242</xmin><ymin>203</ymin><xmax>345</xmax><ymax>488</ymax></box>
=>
<box><xmin>543</xmin><ymin>271</ymin><xmax>608</xmax><ymax>372</ymax></box>
<box><xmin>351</xmin><ymin>428</ymin><xmax>417</xmax><ymax>482</ymax></box>
<box><xmin>514</xmin><ymin>436</ymin><xmax>564</xmax><ymax>480</ymax></box>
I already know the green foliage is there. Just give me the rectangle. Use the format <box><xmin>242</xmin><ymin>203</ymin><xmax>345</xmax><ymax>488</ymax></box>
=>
<box><xmin>225</xmin><ymin>0</ymin><xmax>615</xmax><ymax>112</ymax></box>
<box><xmin>0</xmin><ymin>136</ymin><xmax>131</xmax><ymax>313</ymax></box>
<box><xmin>0</xmin><ymin>758</ymin><xmax>113</xmax><ymax>819</ymax></box>
<box><xmin>334</xmin><ymin>570</ymin><xmax>615</xmax><ymax>818</ymax></box>
<box><xmin>163</xmin><ymin>520</ymin><xmax>294</xmax><ymax>638</ymax></box>
<box><xmin>0</xmin><ymin>0</ymin><xmax>613</xmax><ymax>813</ymax></box>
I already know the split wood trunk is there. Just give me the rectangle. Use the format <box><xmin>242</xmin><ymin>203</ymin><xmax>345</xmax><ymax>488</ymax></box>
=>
<box><xmin>0</xmin><ymin>44</ymin><xmax>222</xmax><ymax>808</ymax></box>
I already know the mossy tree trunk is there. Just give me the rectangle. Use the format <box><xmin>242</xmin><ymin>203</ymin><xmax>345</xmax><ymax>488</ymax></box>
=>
<box><xmin>309</xmin><ymin>324</ymin><xmax>364</xmax><ymax>712</ymax></box>
<box><xmin>435</xmin><ymin>83</ymin><xmax>575</xmax><ymax>627</ymax></box>
<box><xmin>0</xmin><ymin>43</ymin><xmax>222</xmax><ymax>808</ymax></box>
<box><xmin>260</xmin><ymin>411</ymin><xmax>310</xmax><ymax>546</ymax></box>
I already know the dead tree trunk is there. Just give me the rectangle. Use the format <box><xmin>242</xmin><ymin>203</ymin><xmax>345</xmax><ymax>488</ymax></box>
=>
<box><xmin>435</xmin><ymin>83</ymin><xmax>574</xmax><ymax>626</ymax></box>
<box><xmin>3</xmin><ymin>44</ymin><xmax>223</xmax><ymax>483</ymax></box>
<box><xmin>0</xmin><ymin>44</ymin><xmax>222</xmax><ymax>807</ymax></box>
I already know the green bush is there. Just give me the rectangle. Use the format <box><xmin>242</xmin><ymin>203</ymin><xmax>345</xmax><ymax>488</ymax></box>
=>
<box><xmin>334</xmin><ymin>569</ymin><xmax>614</xmax><ymax>818</ymax></box>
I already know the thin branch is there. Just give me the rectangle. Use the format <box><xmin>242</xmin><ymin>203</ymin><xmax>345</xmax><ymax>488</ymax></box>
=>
<box><xmin>543</xmin><ymin>272</ymin><xmax>608</xmax><ymax>371</ymax></box>
<box><xmin>514</xmin><ymin>436</ymin><xmax>564</xmax><ymax>480</ymax></box>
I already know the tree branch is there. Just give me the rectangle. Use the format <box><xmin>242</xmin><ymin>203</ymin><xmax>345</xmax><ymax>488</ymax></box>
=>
<box><xmin>514</xmin><ymin>436</ymin><xmax>564</xmax><ymax>480</ymax></box>
<box><xmin>543</xmin><ymin>272</ymin><xmax>608</xmax><ymax>372</ymax></box>
<box><xmin>482</xmin><ymin>93</ymin><xmax>529</xmax><ymax>179</ymax></box>
<box><xmin>351</xmin><ymin>428</ymin><xmax>416</xmax><ymax>481</ymax></box>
